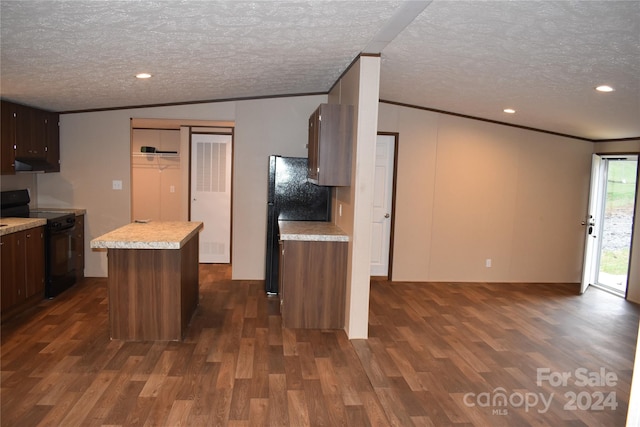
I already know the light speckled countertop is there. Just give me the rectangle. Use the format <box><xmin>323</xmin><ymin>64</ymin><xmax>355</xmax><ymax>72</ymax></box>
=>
<box><xmin>91</xmin><ymin>221</ymin><xmax>203</xmax><ymax>249</ymax></box>
<box><xmin>1</xmin><ymin>207</ymin><xmax>86</xmax><ymax>236</ymax></box>
<box><xmin>278</xmin><ymin>221</ymin><xmax>349</xmax><ymax>242</ymax></box>
<box><xmin>0</xmin><ymin>218</ymin><xmax>47</xmax><ymax>236</ymax></box>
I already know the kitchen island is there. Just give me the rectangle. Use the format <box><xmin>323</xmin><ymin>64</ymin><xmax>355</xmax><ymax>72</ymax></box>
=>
<box><xmin>91</xmin><ymin>221</ymin><xmax>203</xmax><ymax>341</ymax></box>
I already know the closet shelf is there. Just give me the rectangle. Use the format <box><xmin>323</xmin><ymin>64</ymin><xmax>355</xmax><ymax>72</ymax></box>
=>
<box><xmin>132</xmin><ymin>152</ymin><xmax>180</xmax><ymax>158</ymax></box>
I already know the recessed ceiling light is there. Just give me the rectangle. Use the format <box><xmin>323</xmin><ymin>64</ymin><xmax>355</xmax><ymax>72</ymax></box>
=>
<box><xmin>503</xmin><ymin>108</ymin><xmax>516</xmax><ymax>114</ymax></box>
<box><xmin>595</xmin><ymin>85</ymin><xmax>614</xmax><ymax>92</ymax></box>
<box><xmin>136</xmin><ymin>73</ymin><xmax>152</xmax><ymax>79</ymax></box>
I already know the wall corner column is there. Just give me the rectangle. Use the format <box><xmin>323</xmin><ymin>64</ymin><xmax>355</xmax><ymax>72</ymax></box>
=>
<box><xmin>331</xmin><ymin>55</ymin><xmax>381</xmax><ymax>339</ymax></box>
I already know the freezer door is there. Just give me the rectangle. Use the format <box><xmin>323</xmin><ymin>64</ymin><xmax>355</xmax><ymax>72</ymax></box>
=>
<box><xmin>274</xmin><ymin>156</ymin><xmax>331</xmax><ymax>221</ymax></box>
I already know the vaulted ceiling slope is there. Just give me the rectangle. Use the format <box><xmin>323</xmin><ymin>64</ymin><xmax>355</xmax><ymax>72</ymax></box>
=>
<box><xmin>1</xmin><ymin>1</ymin><xmax>639</xmax><ymax>141</ymax></box>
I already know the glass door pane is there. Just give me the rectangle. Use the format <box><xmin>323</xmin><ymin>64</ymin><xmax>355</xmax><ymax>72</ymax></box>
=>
<box><xmin>597</xmin><ymin>157</ymin><xmax>638</xmax><ymax>296</ymax></box>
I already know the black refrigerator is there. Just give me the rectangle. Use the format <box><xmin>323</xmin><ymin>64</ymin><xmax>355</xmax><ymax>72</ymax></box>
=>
<box><xmin>265</xmin><ymin>155</ymin><xmax>331</xmax><ymax>294</ymax></box>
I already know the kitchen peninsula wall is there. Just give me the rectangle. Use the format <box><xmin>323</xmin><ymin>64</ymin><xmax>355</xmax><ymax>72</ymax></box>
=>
<box><xmin>329</xmin><ymin>56</ymin><xmax>381</xmax><ymax>339</ymax></box>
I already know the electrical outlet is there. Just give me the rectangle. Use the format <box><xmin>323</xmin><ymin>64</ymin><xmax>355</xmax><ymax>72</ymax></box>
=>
<box><xmin>112</xmin><ymin>180</ymin><xmax>123</xmax><ymax>190</ymax></box>
<box><xmin>486</xmin><ymin>258</ymin><xmax>492</xmax><ymax>268</ymax></box>
<box><xmin>170</xmin><ymin>185</ymin><xmax>175</xmax><ymax>193</ymax></box>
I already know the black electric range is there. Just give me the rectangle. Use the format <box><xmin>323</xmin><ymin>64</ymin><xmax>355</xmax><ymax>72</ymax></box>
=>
<box><xmin>1</xmin><ymin>189</ymin><xmax>77</xmax><ymax>297</ymax></box>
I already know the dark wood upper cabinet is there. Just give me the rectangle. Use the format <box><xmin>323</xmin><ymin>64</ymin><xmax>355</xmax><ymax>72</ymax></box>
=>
<box><xmin>1</xmin><ymin>100</ymin><xmax>60</xmax><ymax>174</ymax></box>
<box><xmin>24</xmin><ymin>107</ymin><xmax>48</xmax><ymax>159</ymax></box>
<box><xmin>307</xmin><ymin>103</ymin><xmax>353</xmax><ymax>186</ymax></box>
<box><xmin>0</xmin><ymin>102</ymin><xmax>17</xmax><ymax>174</ymax></box>
<box><xmin>44</xmin><ymin>111</ymin><xmax>60</xmax><ymax>172</ymax></box>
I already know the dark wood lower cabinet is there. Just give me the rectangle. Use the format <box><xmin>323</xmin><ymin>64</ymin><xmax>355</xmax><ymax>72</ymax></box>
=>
<box><xmin>24</xmin><ymin>228</ymin><xmax>45</xmax><ymax>300</ymax></box>
<box><xmin>1</xmin><ymin>232</ymin><xmax>25</xmax><ymax>313</ymax></box>
<box><xmin>0</xmin><ymin>226</ymin><xmax>45</xmax><ymax>321</ymax></box>
<box><xmin>279</xmin><ymin>239</ymin><xmax>347</xmax><ymax>329</ymax></box>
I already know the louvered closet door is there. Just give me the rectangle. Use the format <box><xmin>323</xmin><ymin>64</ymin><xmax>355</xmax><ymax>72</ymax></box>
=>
<box><xmin>190</xmin><ymin>133</ymin><xmax>232</xmax><ymax>263</ymax></box>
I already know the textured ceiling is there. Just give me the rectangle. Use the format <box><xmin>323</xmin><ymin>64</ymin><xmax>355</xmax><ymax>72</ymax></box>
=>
<box><xmin>1</xmin><ymin>0</ymin><xmax>639</xmax><ymax>140</ymax></box>
<box><xmin>380</xmin><ymin>0</ymin><xmax>640</xmax><ymax>140</ymax></box>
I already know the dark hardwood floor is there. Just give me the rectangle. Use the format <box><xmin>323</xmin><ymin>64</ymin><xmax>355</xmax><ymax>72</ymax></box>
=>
<box><xmin>1</xmin><ymin>265</ymin><xmax>638</xmax><ymax>426</ymax></box>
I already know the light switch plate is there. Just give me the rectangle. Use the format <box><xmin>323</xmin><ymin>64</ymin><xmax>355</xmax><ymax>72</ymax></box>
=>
<box><xmin>112</xmin><ymin>180</ymin><xmax>123</xmax><ymax>190</ymax></box>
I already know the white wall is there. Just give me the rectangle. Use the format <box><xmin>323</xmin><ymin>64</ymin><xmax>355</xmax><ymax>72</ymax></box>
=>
<box><xmin>378</xmin><ymin>102</ymin><xmax>595</xmax><ymax>283</ymax></box>
<box><xmin>36</xmin><ymin>95</ymin><xmax>326</xmax><ymax>278</ymax></box>
<box><xmin>0</xmin><ymin>174</ymin><xmax>38</xmax><ymax>201</ymax></box>
<box><xmin>628</xmin><ymin>320</ymin><xmax>640</xmax><ymax>426</ymax></box>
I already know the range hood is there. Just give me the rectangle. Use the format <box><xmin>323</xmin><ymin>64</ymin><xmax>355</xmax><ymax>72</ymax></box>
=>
<box><xmin>14</xmin><ymin>158</ymin><xmax>50</xmax><ymax>172</ymax></box>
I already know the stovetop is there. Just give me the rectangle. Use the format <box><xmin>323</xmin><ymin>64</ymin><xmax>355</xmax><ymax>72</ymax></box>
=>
<box><xmin>28</xmin><ymin>211</ymin><xmax>76</xmax><ymax>230</ymax></box>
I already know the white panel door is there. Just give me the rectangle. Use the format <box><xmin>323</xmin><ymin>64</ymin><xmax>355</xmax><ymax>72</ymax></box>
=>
<box><xmin>370</xmin><ymin>134</ymin><xmax>395</xmax><ymax>276</ymax></box>
<box><xmin>190</xmin><ymin>133</ymin><xmax>232</xmax><ymax>263</ymax></box>
<box><xmin>581</xmin><ymin>154</ymin><xmax>605</xmax><ymax>293</ymax></box>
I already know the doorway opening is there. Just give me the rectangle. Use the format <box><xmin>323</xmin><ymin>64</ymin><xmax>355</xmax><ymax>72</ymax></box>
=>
<box><xmin>130</xmin><ymin>118</ymin><xmax>235</xmax><ymax>266</ymax></box>
<box><xmin>596</xmin><ymin>156</ymin><xmax>638</xmax><ymax>296</ymax></box>
<box><xmin>583</xmin><ymin>154</ymin><xmax>638</xmax><ymax>297</ymax></box>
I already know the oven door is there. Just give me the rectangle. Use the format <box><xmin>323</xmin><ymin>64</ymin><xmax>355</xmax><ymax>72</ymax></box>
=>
<box><xmin>47</xmin><ymin>224</ymin><xmax>77</xmax><ymax>298</ymax></box>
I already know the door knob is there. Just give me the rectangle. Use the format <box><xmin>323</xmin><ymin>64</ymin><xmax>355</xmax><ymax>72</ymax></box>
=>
<box><xmin>384</xmin><ymin>213</ymin><xmax>390</xmax><ymax>218</ymax></box>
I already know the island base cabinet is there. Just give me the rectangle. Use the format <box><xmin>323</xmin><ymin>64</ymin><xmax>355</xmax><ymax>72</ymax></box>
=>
<box><xmin>107</xmin><ymin>234</ymin><xmax>199</xmax><ymax>341</ymax></box>
<box><xmin>280</xmin><ymin>240</ymin><xmax>347</xmax><ymax>329</ymax></box>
